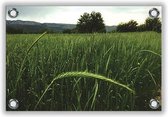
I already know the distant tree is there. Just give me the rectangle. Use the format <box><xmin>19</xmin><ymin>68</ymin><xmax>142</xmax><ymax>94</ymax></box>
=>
<box><xmin>117</xmin><ymin>20</ymin><xmax>138</xmax><ymax>32</ymax></box>
<box><xmin>76</xmin><ymin>12</ymin><xmax>90</xmax><ymax>33</ymax></box>
<box><xmin>76</xmin><ymin>11</ymin><xmax>106</xmax><ymax>33</ymax></box>
<box><xmin>137</xmin><ymin>24</ymin><xmax>146</xmax><ymax>32</ymax></box>
<box><xmin>90</xmin><ymin>11</ymin><xmax>106</xmax><ymax>33</ymax></box>
<box><xmin>145</xmin><ymin>17</ymin><xmax>161</xmax><ymax>32</ymax></box>
<box><xmin>127</xmin><ymin>20</ymin><xmax>138</xmax><ymax>32</ymax></box>
<box><xmin>116</xmin><ymin>18</ymin><xmax>161</xmax><ymax>33</ymax></box>
<box><xmin>116</xmin><ymin>23</ymin><xmax>126</xmax><ymax>32</ymax></box>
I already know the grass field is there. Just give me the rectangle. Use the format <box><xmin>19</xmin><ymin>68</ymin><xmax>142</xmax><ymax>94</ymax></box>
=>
<box><xmin>6</xmin><ymin>32</ymin><xmax>161</xmax><ymax>111</ymax></box>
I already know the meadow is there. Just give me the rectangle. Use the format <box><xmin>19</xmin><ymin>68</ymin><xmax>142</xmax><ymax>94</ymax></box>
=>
<box><xmin>6</xmin><ymin>32</ymin><xmax>161</xmax><ymax>111</ymax></box>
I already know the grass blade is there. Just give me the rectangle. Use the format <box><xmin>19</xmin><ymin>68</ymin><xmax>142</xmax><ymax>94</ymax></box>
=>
<box><xmin>146</xmin><ymin>69</ymin><xmax>157</xmax><ymax>86</ymax></box>
<box><xmin>105</xmin><ymin>54</ymin><xmax>111</xmax><ymax>72</ymax></box>
<box><xmin>34</xmin><ymin>71</ymin><xmax>135</xmax><ymax>110</ymax></box>
<box><xmin>26</xmin><ymin>32</ymin><xmax>47</xmax><ymax>54</ymax></box>
<box><xmin>15</xmin><ymin>32</ymin><xmax>47</xmax><ymax>87</ymax></box>
<box><xmin>139</xmin><ymin>50</ymin><xmax>161</xmax><ymax>57</ymax></box>
<box><xmin>91</xmin><ymin>80</ymin><xmax>98</xmax><ymax>109</ymax></box>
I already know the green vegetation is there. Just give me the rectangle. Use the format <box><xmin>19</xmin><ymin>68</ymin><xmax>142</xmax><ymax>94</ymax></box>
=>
<box><xmin>6</xmin><ymin>32</ymin><xmax>161</xmax><ymax>111</ymax></box>
<box><xmin>117</xmin><ymin>18</ymin><xmax>161</xmax><ymax>33</ymax></box>
<box><xmin>76</xmin><ymin>11</ymin><xmax>106</xmax><ymax>33</ymax></box>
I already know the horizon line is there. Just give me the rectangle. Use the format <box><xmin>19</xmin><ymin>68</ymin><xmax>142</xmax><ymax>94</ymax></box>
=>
<box><xmin>6</xmin><ymin>19</ymin><xmax>119</xmax><ymax>26</ymax></box>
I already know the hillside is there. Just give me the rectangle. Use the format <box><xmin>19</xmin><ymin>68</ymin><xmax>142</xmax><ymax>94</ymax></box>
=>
<box><xmin>6</xmin><ymin>20</ymin><xmax>116</xmax><ymax>33</ymax></box>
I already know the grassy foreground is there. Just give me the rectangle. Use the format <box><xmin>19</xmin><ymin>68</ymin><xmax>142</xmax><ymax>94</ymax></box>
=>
<box><xmin>6</xmin><ymin>32</ymin><xmax>161</xmax><ymax>111</ymax></box>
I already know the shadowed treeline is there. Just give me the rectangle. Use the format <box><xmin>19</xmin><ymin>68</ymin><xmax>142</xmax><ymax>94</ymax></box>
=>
<box><xmin>116</xmin><ymin>18</ymin><xmax>161</xmax><ymax>33</ymax></box>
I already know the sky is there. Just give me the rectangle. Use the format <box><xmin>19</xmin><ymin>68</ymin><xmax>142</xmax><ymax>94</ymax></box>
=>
<box><xmin>6</xmin><ymin>6</ymin><xmax>162</xmax><ymax>26</ymax></box>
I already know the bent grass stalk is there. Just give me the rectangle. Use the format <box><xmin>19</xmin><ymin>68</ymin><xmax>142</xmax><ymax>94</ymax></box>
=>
<box><xmin>34</xmin><ymin>71</ymin><xmax>135</xmax><ymax>110</ymax></box>
<box><xmin>15</xmin><ymin>32</ymin><xmax>47</xmax><ymax>88</ymax></box>
<box><xmin>139</xmin><ymin>50</ymin><xmax>161</xmax><ymax>57</ymax></box>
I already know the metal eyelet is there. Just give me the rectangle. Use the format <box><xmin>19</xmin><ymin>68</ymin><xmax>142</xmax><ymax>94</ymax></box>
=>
<box><xmin>8</xmin><ymin>99</ymin><xmax>19</xmax><ymax>110</ymax></box>
<box><xmin>8</xmin><ymin>8</ymin><xmax>19</xmax><ymax>18</ymax></box>
<box><xmin>149</xmin><ymin>8</ymin><xmax>160</xmax><ymax>19</ymax></box>
<box><xmin>149</xmin><ymin>99</ymin><xmax>160</xmax><ymax>109</ymax></box>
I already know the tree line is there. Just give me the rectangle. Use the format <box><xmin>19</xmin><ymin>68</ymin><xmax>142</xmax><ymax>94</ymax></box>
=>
<box><xmin>116</xmin><ymin>18</ymin><xmax>161</xmax><ymax>33</ymax></box>
<box><xmin>65</xmin><ymin>11</ymin><xmax>161</xmax><ymax>33</ymax></box>
<box><xmin>7</xmin><ymin>11</ymin><xmax>161</xmax><ymax>34</ymax></box>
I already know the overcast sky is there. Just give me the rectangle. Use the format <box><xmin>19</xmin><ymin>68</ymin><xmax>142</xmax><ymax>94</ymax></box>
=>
<box><xmin>6</xmin><ymin>6</ymin><xmax>162</xmax><ymax>26</ymax></box>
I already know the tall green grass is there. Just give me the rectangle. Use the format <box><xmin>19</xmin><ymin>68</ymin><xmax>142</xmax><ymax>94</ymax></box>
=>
<box><xmin>16</xmin><ymin>32</ymin><xmax>47</xmax><ymax>88</ymax></box>
<box><xmin>34</xmin><ymin>71</ymin><xmax>135</xmax><ymax>110</ymax></box>
<box><xmin>6</xmin><ymin>32</ymin><xmax>161</xmax><ymax>111</ymax></box>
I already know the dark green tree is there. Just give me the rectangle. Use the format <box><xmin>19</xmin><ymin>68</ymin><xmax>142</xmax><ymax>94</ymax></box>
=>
<box><xmin>127</xmin><ymin>20</ymin><xmax>138</xmax><ymax>32</ymax></box>
<box><xmin>116</xmin><ymin>20</ymin><xmax>138</xmax><ymax>32</ymax></box>
<box><xmin>76</xmin><ymin>11</ymin><xmax>106</xmax><ymax>33</ymax></box>
<box><xmin>116</xmin><ymin>18</ymin><xmax>161</xmax><ymax>33</ymax></box>
<box><xmin>137</xmin><ymin>24</ymin><xmax>146</xmax><ymax>32</ymax></box>
<box><xmin>145</xmin><ymin>17</ymin><xmax>161</xmax><ymax>32</ymax></box>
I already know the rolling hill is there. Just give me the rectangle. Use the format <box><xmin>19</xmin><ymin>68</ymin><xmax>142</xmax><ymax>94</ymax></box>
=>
<box><xmin>6</xmin><ymin>20</ymin><xmax>116</xmax><ymax>33</ymax></box>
